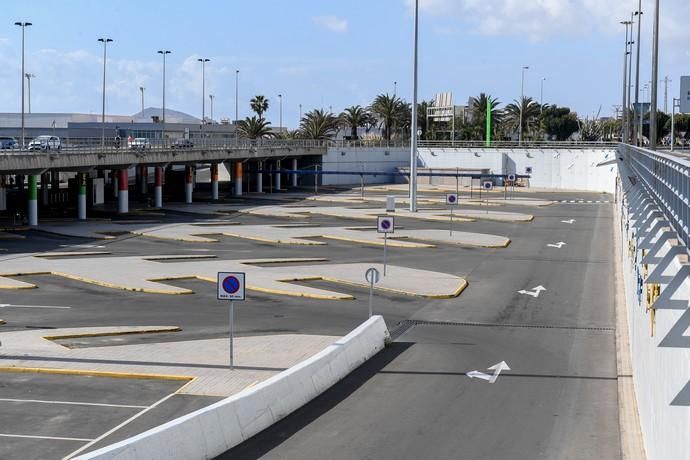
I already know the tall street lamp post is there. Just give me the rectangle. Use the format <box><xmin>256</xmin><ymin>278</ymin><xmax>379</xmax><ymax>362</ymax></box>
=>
<box><xmin>649</xmin><ymin>0</ymin><xmax>660</xmax><ymax>150</ymax></box>
<box><xmin>15</xmin><ymin>21</ymin><xmax>32</xmax><ymax>149</ymax></box>
<box><xmin>634</xmin><ymin>3</ymin><xmax>643</xmax><ymax>146</ymax></box>
<box><xmin>98</xmin><ymin>37</ymin><xmax>113</xmax><ymax>149</ymax></box>
<box><xmin>278</xmin><ymin>94</ymin><xmax>283</xmax><ymax>132</ymax></box>
<box><xmin>157</xmin><ymin>50</ymin><xmax>171</xmax><ymax>144</ymax></box>
<box><xmin>409</xmin><ymin>0</ymin><xmax>419</xmax><ymax>212</ymax></box>
<box><xmin>198</xmin><ymin>58</ymin><xmax>210</xmax><ymax>143</ymax></box>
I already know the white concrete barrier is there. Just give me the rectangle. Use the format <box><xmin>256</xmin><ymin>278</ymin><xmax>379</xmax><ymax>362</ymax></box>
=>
<box><xmin>618</xmin><ymin>176</ymin><xmax>690</xmax><ymax>460</ymax></box>
<box><xmin>75</xmin><ymin>316</ymin><xmax>390</xmax><ymax>460</ymax></box>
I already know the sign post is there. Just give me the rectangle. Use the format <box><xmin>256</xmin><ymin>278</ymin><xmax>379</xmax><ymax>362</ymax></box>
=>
<box><xmin>446</xmin><ymin>193</ymin><xmax>458</xmax><ymax>236</ymax></box>
<box><xmin>482</xmin><ymin>181</ymin><xmax>493</xmax><ymax>212</ymax></box>
<box><xmin>377</xmin><ymin>216</ymin><xmax>395</xmax><ymax>276</ymax></box>
<box><xmin>507</xmin><ymin>174</ymin><xmax>516</xmax><ymax>200</ymax></box>
<box><xmin>217</xmin><ymin>272</ymin><xmax>246</xmax><ymax>369</ymax></box>
<box><xmin>365</xmin><ymin>267</ymin><xmax>380</xmax><ymax>318</ymax></box>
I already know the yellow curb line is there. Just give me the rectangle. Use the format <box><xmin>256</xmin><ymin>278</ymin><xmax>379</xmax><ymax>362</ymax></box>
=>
<box><xmin>0</xmin><ymin>284</ymin><xmax>37</xmax><ymax>290</ymax></box>
<box><xmin>43</xmin><ymin>327</ymin><xmax>182</xmax><ymax>342</ymax></box>
<box><xmin>53</xmin><ymin>272</ymin><xmax>193</xmax><ymax>295</ymax></box>
<box><xmin>319</xmin><ymin>276</ymin><xmax>468</xmax><ymax>299</ymax></box>
<box><xmin>34</xmin><ymin>251</ymin><xmax>112</xmax><ymax>258</ymax></box>
<box><xmin>0</xmin><ymin>366</ymin><xmax>193</xmax><ymax>381</ymax></box>
<box><xmin>33</xmin><ymin>228</ymin><xmax>117</xmax><ymax>240</ymax></box>
<box><xmin>135</xmin><ymin>232</ymin><xmax>220</xmax><ymax>243</ymax></box>
<box><xmin>222</xmin><ymin>233</ymin><xmax>326</xmax><ymax>246</ymax></box>
<box><xmin>321</xmin><ymin>235</ymin><xmax>435</xmax><ymax>249</ymax></box>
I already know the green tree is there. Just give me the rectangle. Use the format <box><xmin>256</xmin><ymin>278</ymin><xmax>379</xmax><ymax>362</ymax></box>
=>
<box><xmin>577</xmin><ymin>117</ymin><xmax>603</xmax><ymax>141</ymax></box>
<box><xmin>370</xmin><ymin>93</ymin><xmax>406</xmax><ymax>141</ymax></box>
<box><xmin>339</xmin><ymin>105</ymin><xmax>373</xmax><ymax>139</ymax></box>
<box><xmin>541</xmin><ymin>105</ymin><xmax>579</xmax><ymax>141</ymax></box>
<box><xmin>300</xmin><ymin>109</ymin><xmax>339</xmax><ymax>139</ymax></box>
<box><xmin>642</xmin><ymin>111</ymin><xmax>671</xmax><ymax>141</ymax></box>
<box><xmin>237</xmin><ymin>116</ymin><xmax>273</xmax><ymax>139</ymax></box>
<box><xmin>249</xmin><ymin>95</ymin><xmax>269</xmax><ymax>120</ymax></box>
<box><xmin>503</xmin><ymin>97</ymin><xmax>541</xmax><ymax>140</ymax></box>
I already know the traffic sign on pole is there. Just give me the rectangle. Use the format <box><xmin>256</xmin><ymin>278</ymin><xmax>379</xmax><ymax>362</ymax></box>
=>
<box><xmin>365</xmin><ymin>267</ymin><xmax>380</xmax><ymax>318</ymax></box>
<box><xmin>217</xmin><ymin>272</ymin><xmax>246</xmax><ymax>301</ymax></box>
<box><xmin>446</xmin><ymin>193</ymin><xmax>458</xmax><ymax>206</ymax></box>
<box><xmin>482</xmin><ymin>181</ymin><xmax>493</xmax><ymax>191</ymax></box>
<box><xmin>507</xmin><ymin>174</ymin><xmax>516</xmax><ymax>182</ymax></box>
<box><xmin>217</xmin><ymin>272</ymin><xmax>246</xmax><ymax>369</ymax></box>
<box><xmin>377</xmin><ymin>216</ymin><xmax>394</xmax><ymax>276</ymax></box>
<box><xmin>377</xmin><ymin>216</ymin><xmax>395</xmax><ymax>233</ymax></box>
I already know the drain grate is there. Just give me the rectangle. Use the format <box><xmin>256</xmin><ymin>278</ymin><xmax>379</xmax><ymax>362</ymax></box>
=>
<box><xmin>389</xmin><ymin>319</ymin><xmax>614</xmax><ymax>340</ymax></box>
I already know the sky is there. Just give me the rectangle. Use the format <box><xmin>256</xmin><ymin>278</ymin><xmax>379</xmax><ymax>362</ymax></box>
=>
<box><xmin>0</xmin><ymin>0</ymin><xmax>688</xmax><ymax>129</ymax></box>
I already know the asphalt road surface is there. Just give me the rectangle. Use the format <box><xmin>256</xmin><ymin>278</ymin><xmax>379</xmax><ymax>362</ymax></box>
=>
<box><xmin>219</xmin><ymin>191</ymin><xmax>619</xmax><ymax>460</ymax></box>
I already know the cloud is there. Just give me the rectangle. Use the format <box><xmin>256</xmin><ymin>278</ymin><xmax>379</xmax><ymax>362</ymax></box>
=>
<box><xmin>312</xmin><ymin>15</ymin><xmax>349</xmax><ymax>33</ymax></box>
<box><xmin>409</xmin><ymin>0</ymin><xmax>690</xmax><ymax>47</ymax></box>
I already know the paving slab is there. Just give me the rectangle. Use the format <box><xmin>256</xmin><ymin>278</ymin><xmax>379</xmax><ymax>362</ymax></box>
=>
<box><xmin>0</xmin><ymin>326</ymin><xmax>338</xmax><ymax>397</ymax></box>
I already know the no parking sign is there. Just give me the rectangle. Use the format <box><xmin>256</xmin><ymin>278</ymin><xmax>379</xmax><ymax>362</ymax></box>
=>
<box><xmin>217</xmin><ymin>272</ymin><xmax>246</xmax><ymax>301</ymax></box>
<box><xmin>483</xmin><ymin>181</ymin><xmax>493</xmax><ymax>191</ymax></box>
<box><xmin>446</xmin><ymin>193</ymin><xmax>458</xmax><ymax>206</ymax></box>
<box><xmin>377</xmin><ymin>216</ymin><xmax>395</xmax><ymax>234</ymax></box>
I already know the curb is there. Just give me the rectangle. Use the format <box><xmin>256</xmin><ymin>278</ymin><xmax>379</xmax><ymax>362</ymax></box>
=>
<box><xmin>0</xmin><ymin>366</ymin><xmax>193</xmax><ymax>382</ymax></box>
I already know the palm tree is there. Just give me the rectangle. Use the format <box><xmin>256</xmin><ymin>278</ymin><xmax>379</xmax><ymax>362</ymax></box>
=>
<box><xmin>339</xmin><ymin>105</ymin><xmax>373</xmax><ymax>139</ymax></box>
<box><xmin>250</xmin><ymin>95</ymin><xmax>269</xmax><ymax>120</ymax></box>
<box><xmin>469</xmin><ymin>93</ymin><xmax>502</xmax><ymax>140</ymax></box>
<box><xmin>300</xmin><ymin>109</ymin><xmax>339</xmax><ymax>139</ymax></box>
<box><xmin>237</xmin><ymin>116</ymin><xmax>273</xmax><ymax>139</ymax></box>
<box><xmin>503</xmin><ymin>97</ymin><xmax>541</xmax><ymax>140</ymax></box>
<box><xmin>370</xmin><ymin>93</ymin><xmax>406</xmax><ymax>141</ymax></box>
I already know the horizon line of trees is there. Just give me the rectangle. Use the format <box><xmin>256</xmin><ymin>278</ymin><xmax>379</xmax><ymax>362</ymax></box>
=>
<box><xmin>235</xmin><ymin>93</ymin><xmax>690</xmax><ymax>144</ymax></box>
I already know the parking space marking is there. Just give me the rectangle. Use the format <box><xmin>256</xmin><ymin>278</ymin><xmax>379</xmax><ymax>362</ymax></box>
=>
<box><xmin>0</xmin><ymin>303</ymin><xmax>71</xmax><ymax>309</ymax></box>
<box><xmin>0</xmin><ymin>433</ymin><xmax>94</xmax><ymax>442</ymax></box>
<box><xmin>0</xmin><ymin>398</ymin><xmax>147</xmax><ymax>409</ymax></box>
<box><xmin>63</xmin><ymin>392</ymin><xmax>177</xmax><ymax>459</ymax></box>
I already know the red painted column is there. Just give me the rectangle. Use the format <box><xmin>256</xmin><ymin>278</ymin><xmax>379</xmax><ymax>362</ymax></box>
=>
<box><xmin>185</xmin><ymin>165</ymin><xmax>193</xmax><ymax>204</ymax></box>
<box><xmin>211</xmin><ymin>163</ymin><xmax>219</xmax><ymax>200</ymax></box>
<box><xmin>154</xmin><ymin>166</ymin><xmax>163</xmax><ymax>208</ymax></box>
<box><xmin>234</xmin><ymin>162</ymin><xmax>243</xmax><ymax>196</ymax></box>
<box><xmin>118</xmin><ymin>169</ymin><xmax>129</xmax><ymax>214</ymax></box>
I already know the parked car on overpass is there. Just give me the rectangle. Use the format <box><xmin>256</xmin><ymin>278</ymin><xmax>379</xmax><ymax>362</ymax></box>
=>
<box><xmin>28</xmin><ymin>135</ymin><xmax>61</xmax><ymax>151</ymax></box>
<box><xmin>129</xmin><ymin>138</ymin><xmax>151</xmax><ymax>150</ymax></box>
<box><xmin>171</xmin><ymin>138</ymin><xmax>194</xmax><ymax>149</ymax></box>
<box><xmin>0</xmin><ymin>137</ymin><xmax>18</xmax><ymax>149</ymax></box>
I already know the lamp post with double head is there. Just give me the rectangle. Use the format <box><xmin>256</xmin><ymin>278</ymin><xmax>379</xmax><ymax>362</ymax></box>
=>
<box><xmin>15</xmin><ymin>21</ymin><xmax>32</xmax><ymax>149</ymax></box>
<box><xmin>98</xmin><ymin>37</ymin><xmax>113</xmax><ymax>149</ymax></box>
<box><xmin>157</xmin><ymin>50</ymin><xmax>171</xmax><ymax>145</ymax></box>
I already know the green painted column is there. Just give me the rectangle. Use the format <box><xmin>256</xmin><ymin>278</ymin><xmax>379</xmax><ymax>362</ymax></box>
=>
<box><xmin>486</xmin><ymin>101</ymin><xmax>492</xmax><ymax>147</ymax></box>
<box><xmin>78</xmin><ymin>173</ymin><xmax>87</xmax><ymax>220</ymax></box>
<box><xmin>28</xmin><ymin>175</ymin><xmax>38</xmax><ymax>226</ymax></box>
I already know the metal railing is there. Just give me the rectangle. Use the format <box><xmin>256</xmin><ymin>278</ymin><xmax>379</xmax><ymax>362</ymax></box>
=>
<box><xmin>0</xmin><ymin>138</ymin><xmax>331</xmax><ymax>156</ymax></box>
<box><xmin>621</xmin><ymin>143</ymin><xmax>690</xmax><ymax>248</ymax></box>
<box><xmin>325</xmin><ymin>139</ymin><xmax>619</xmax><ymax>149</ymax></box>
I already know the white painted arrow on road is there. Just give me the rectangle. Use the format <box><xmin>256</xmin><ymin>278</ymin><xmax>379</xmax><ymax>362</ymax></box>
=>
<box><xmin>547</xmin><ymin>242</ymin><xmax>566</xmax><ymax>248</ymax></box>
<box><xmin>518</xmin><ymin>286</ymin><xmax>546</xmax><ymax>298</ymax></box>
<box><xmin>0</xmin><ymin>304</ymin><xmax>71</xmax><ymax>309</ymax></box>
<box><xmin>467</xmin><ymin>361</ymin><xmax>511</xmax><ymax>383</ymax></box>
<box><xmin>561</xmin><ymin>219</ymin><xmax>576</xmax><ymax>224</ymax></box>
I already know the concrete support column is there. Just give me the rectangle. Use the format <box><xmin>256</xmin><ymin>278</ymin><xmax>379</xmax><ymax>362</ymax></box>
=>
<box><xmin>154</xmin><ymin>166</ymin><xmax>163</xmax><ymax>208</ymax></box>
<box><xmin>211</xmin><ymin>163</ymin><xmax>219</xmax><ymax>200</ymax></box>
<box><xmin>118</xmin><ymin>169</ymin><xmax>129</xmax><ymax>214</ymax></box>
<box><xmin>256</xmin><ymin>161</ymin><xmax>263</xmax><ymax>193</ymax></box>
<box><xmin>28</xmin><ymin>175</ymin><xmax>38</xmax><ymax>226</ymax></box>
<box><xmin>41</xmin><ymin>173</ymin><xmax>49</xmax><ymax>206</ymax></box>
<box><xmin>291</xmin><ymin>158</ymin><xmax>298</xmax><ymax>187</ymax></box>
<box><xmin>185</xmin><ymin>165</ymin><xmax>193</xmax><ymax>204</ymax></box>
<box><xmin>17</xmin><ymin>175</ymin><xmax>24</xmax><ymax>192</ymax></box>
<box><xmin>77</xmin><ymin>173</ymin><xmax>87</xmax><ymax>221</ymax></box>
<box><xmin>113</xmin><ymin>170</ymin><xmax>119</xmax><ymax>198</ymax></box>
<box><xmin>234</xmin><ymin>162</ymin><xmax>243</xmax><ymax>196</ymax></box>
<box><xmin>0</xmin><ymin>176</ymin><xmax>7</xmax><ymax>211</ymax></box>
<box><xmin>275</xmin><ymin>160</ymin><xmax>281</xmax><ymax>191</ymax></box>
<box><xmin>140</xmin><ymin>166</ymin><xmax>148</xmax><ymax>195</ymax></box>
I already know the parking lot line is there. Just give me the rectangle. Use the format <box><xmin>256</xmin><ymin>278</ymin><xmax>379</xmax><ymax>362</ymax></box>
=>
<box><xmin>0</xmin><ymin>398</ymin><xmax>147</xmax><ymax>409</ymax></box>
<box><xmin>62</xmin><ymin>392</ymin><xmax>176</xmax><ymax>459</ymax></box>
<box><xmin>0</xmin><ymin>433</ymin><xmax>94</xmax><ymax>442</ymax></box>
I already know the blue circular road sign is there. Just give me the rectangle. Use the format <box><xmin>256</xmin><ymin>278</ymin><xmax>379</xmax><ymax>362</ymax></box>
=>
<box><xmin>222</xmin><ymin>275</ymin><xmax>241</xmax><ymax>294</ymax></box>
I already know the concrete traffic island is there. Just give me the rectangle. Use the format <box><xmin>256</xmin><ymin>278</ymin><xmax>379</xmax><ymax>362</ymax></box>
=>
<box><xmin>307</xmin><ymin>194</ymin><xmax>553</xmax><ymax>207</ymax></box>
<box><xmin>244</xmin><ymin>205</ymin><xmax>533</xmax><ymax>223</ymax></box>
<box><xmin>0</xmin><ymin>254</ymin><xmax>467</xmax><ymax>299</ymax></box>
<box><xmin>0</xmin><ymin>325</ymin><xmax>339</xmax><ymax>397</ymax></box>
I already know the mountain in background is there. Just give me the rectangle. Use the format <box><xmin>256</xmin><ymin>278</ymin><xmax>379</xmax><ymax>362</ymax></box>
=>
<box><xmin>131</xmin><ymin>107</ymin><xmax>200</xmax><ymax>124</ymax></box>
